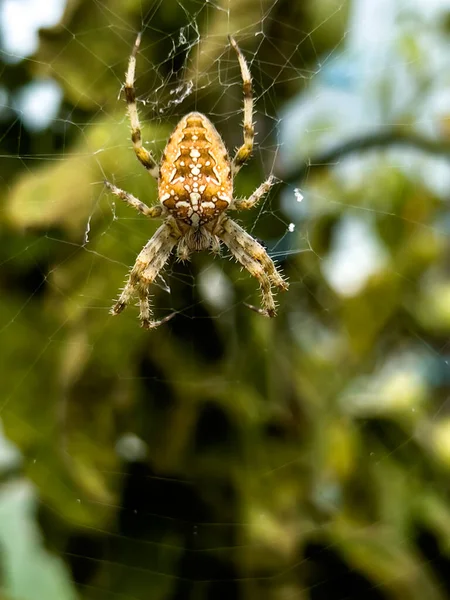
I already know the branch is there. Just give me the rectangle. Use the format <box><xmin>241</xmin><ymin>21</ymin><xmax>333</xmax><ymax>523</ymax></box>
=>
<box><xmin>278</xmin><ymin>131</ymin><xmax>450</xmax><ymax>184</ymax></box>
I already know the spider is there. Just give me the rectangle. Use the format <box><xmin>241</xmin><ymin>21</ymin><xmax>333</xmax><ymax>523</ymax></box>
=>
<box><xmin>105</xmin><ymin>34</ymin><xmax>288</xmax><ymax>329</ymax></box>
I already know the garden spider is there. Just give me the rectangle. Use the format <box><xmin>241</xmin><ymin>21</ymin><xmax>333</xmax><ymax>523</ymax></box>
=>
<box><xmin>105</xmin><ymin>34</ymin><xmax>288</xmax><ymax>329</ymax></box>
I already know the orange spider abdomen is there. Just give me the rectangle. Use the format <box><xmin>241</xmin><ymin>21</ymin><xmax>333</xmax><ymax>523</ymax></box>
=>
<box><xmin>158</xmin><ymin>112</ymin><xmax>232</xmax><ymax>226</ymax></box>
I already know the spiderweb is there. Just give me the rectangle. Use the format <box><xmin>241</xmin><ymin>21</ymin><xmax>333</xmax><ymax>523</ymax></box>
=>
<box><xmin>1</xmin><ymin>0</ymin><xmax>450</xmax><ymax>599</ymax></box>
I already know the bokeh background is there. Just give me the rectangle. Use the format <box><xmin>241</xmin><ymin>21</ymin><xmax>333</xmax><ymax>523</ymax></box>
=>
<box><xmin>1</xmin><ymin>0</ymin><xmax>450</xmax><ymax>599</ymax></box>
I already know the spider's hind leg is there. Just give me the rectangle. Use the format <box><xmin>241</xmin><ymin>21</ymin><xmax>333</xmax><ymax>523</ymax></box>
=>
<box><xmin>229</xmin><ymin>36</ymin><xmax>254</xmax><ymax>175</ymax></box>
<box><xmin>125</xmin><ymin>33</ymin><xmax>159</xmax><ymax>179</ymax></box>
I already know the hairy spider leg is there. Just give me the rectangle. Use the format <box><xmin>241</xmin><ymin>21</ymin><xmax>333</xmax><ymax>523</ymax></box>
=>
<box><xmin>105</xmin><ymin>181</ymin><xmax>165</xmax><ymax>218</ymax></box>
<box><xmin>232</xmin><ymin>175</ymin><xmax>276</xmax><ymax>211</ymax></box>
<box><xmin>125</xmin><ymin>33</ymin><xmax>159</xmax><ymax>179</ymax></box>
<box><xmin>221</xmin><ymin>217</ymin><xmax>288</xmax><ymax>290</ymax></box>
<box><xmin>229</xmin><ymin>36</ymin><xmax>254</xmax><ymax>175</ymax></box>
<box><xmin>219</xmin><ymin>217</ymin><xmax>288</xmax><ymax>317</ymax></box>
<box><xmin>111</xmin><ymin>221</ymin><xmax>180</xmax><ymax>328</ymax></box>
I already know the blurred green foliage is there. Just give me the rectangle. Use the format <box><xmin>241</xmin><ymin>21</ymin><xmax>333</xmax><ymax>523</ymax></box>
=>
<box><xmin>1</xmin><ymin>0</ymin><xmax>450</xmax><ymax>599</ymax></box>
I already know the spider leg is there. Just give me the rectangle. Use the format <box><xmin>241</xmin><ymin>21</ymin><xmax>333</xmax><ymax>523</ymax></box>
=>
<box><xmin>210</xmin><ymin>236</ymin><xmax>221</xmax><ymax>255</ymax></box>
<box><xmin>137</xmin><ymin>286</ymin><xmax>177</xmax><ymax>329</ymax></box>
<box><xmin>229</xmin><ymin>36</ymin><xmax>254</xmax><ymax>176</ymax></box>
<box><xmin>222</xmin><ymin>217</ymin><xmax>288</xmax><ymax>290</ymax></box>
<box><xmin>231</xmin><ymin>175</ymin><xmax>276</xmax><ymax>211</ymax></box>
<box><xmin>105</xmin><ymin>181</ymin><xmax>164</xmax><ymax>218</ymax></box>
<box><xmin>112</xmin><ymin>220</ymin><xmax>180</xmax><ymax>328</ymax></box>
<box><xmin>125</xmin><ymin>33</ymin><xmax>159</xmax><ymax>179</ymax></box>
<box><xmin>219</xmin><ymin>217</ymin><xmax>288</xmax><ymax>317</ymax></box>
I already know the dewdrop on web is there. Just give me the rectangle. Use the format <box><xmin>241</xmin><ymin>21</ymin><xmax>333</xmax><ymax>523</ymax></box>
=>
<box><xmin>294</xmin><ymin>188</ymin><xmax>303</xmax><ymax>202</ymax></box>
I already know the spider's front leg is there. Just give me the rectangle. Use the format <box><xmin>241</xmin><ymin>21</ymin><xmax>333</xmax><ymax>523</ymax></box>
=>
<box><xmin>218</xmin><ymin>217</ymin><xmax>288</xmax><ymax>317</ymax></box>
<box><xmin>112</xmin><ymin>220</ymin><xmax>180</xmax><ymax>328</ymax></box>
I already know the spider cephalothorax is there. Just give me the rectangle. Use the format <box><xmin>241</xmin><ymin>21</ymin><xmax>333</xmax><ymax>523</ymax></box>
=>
<box><xmin>105</xmin><ymin>34</ymin><xmax>288</xmax><ymax>328</ymax></box>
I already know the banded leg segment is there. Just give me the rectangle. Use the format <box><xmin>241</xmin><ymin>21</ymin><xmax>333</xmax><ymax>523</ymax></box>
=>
<box><xmin>112</xmin><ymin>221</ymin><xmax>180</xmax><ymax>328</ymax></box>
<box><xmin>229</xmin><ymin>36</ymin><xmax>254</xmax><ymax>175</ymax></box>
<box><xmin>232</xmin><ymin>176</ymin><xmax>276</xmax><ymax>211</ymax></box>
<box><xmin>105</xmin><ymin>181</ymin><xmax>164</xmax><ymax>218</ymax></box>
<box><xmin>219</xmin><ymin>217</ymin><xmax>288</xmax><ymax>317</ymax></box>
<box><xmin>222</xmin><ymin>218</ymin><xmax>288</xmax><ymax>291</ymax></box>
<box><xmin>125</xmin><ymin>33</ymin><xmax>159</xmax><ymax>179</ymax></box>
